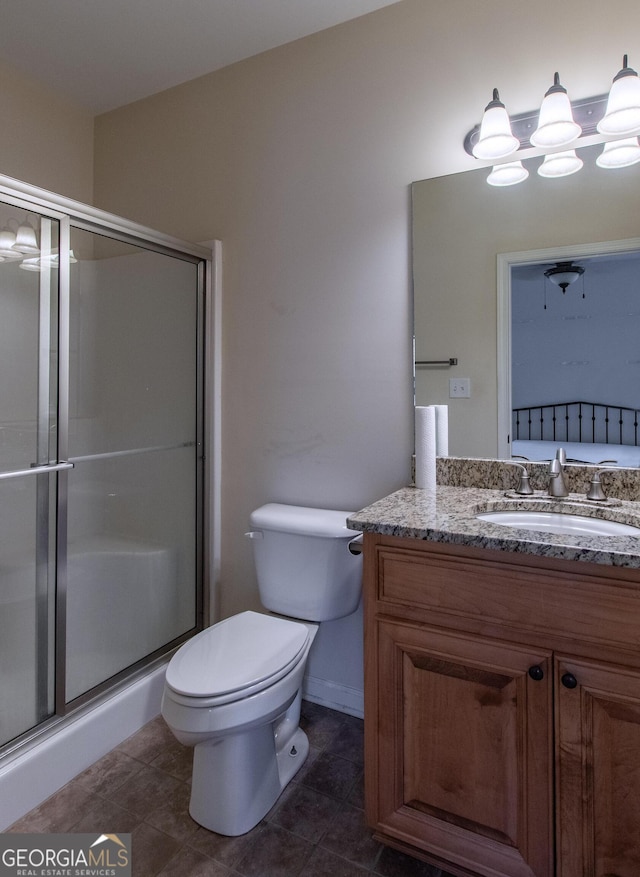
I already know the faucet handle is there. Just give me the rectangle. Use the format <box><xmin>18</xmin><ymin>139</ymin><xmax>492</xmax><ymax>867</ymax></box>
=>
<box><xmin>555</xmin><ymin>447</ymin><xmax>567</xmax><ymax>465</ymax></box>
<box><xmin>586</xmin><ymin>467</ymin><xmax>619</xmax><ymax>502</ymax></box>
<box><xmin>505</xmin><ymin>460</ymin><xmax>534</xmax><ymax>495</ymax></box>
<box><xmin>516</xmin><ymin>470</ymin><xmax>533</xmax><ymax>495</ymax></box>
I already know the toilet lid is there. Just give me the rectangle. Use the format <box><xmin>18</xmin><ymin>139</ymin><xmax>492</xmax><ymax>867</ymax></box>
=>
<box><xmin>165</xmin><ymin>610</ymin><xmax>311</xmax><ymax>699</ymax></box>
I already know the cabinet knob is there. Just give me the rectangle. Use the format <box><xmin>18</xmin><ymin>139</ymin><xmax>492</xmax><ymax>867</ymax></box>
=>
<box><xmin>528</xmin><ymin>665</ymin><xmax>544</xmax><ymax>681</ymax></box>
<box><xmin>561</xmin><ymin>672</ymin><xmax>578</xmax><ymax>689</ymax></box>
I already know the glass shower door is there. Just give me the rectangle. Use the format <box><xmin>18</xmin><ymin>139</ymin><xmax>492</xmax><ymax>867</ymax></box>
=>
<box><xmin>64</xmin><ymin>228</ymin><xmax>202</xmax><ymax>702</ymax></box>
<box><xmin>0</xmin><ymin>187</ymin><xmax>206</xmax><ymax>755</ymax></box>
<box><xmin>0</xmin><ymin>204</ymin><xmax>61</xmax><ymax>747</ymax></box>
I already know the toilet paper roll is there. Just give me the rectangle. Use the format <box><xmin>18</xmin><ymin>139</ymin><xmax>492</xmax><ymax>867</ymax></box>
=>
<box><xmin>415</xmin><ymin>406</ymin><xmax>437</xmax><ymax>490</ymax></box>
<box><xmin>434</xmin><ymin>404</ymin><xmax>449</xmax><ymax>456</ymax></box>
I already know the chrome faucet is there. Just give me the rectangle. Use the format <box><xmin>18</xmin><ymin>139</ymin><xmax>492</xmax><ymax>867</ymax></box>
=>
<box><xmin>548</xmin><ymin>448</ymin><xmax>569</xmax><ymax>497</ymax></box>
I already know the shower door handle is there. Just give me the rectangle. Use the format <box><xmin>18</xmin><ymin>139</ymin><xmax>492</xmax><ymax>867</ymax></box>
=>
<box><xmin>0</xmin><ymin>461</ymin><xmax>74</xmax><ymax>481</ymax></box>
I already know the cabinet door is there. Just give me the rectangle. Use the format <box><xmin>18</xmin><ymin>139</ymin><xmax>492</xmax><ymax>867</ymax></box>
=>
<box><xmin>368</xmin><ymin>619</ymin><xmax>554</xmax><ymax>877</ymax></box>
<box><xmin>556</xmin><ymin>656</ymin><xmax>640</xmax><ymax>877</ymax></box>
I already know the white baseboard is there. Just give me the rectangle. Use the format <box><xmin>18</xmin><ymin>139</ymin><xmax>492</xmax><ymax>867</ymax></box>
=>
<box><xmin>302</xmin><ymin>673</ymin><xmax>364</xmax><ymax>719</ymax></box>
<box><xmin>0</xmin><ymin>666</ymin><xmax>166</xmax><ymax>831</ymax></box>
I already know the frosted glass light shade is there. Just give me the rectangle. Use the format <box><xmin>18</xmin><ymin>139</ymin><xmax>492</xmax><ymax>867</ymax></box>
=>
<box><xmin>537</xmin><ymin>150</ymin><xmax>583</xmax><ymax>178</ymax></box>
<box><xmin>13</xmin><ymin>222</ymin><xmax>39</xmax><ymax>254</ymax></box>
<box><xmin>531</xmin><ymin>74</ymin><xmax>581</xmax><ymax>148</ymax></box>
<box><xmin>596</xmin><ymin>137</ymin><xmax>640</xmax><ymax>168</ymax></box>
<box><xmin>597</xmin><ymin>56</ymin><xmax>640</xmax><ymax>136</ymax></box>
<box><xmin>0</xmin><ymin>226</ymin><xmax>18</xmax><ymax>258</ymax></box>
<box><xmin>39</xmin><ymin>248</ymin><xmax>78</xmax><ymax>268</ymax></box>
<box><xmin>545</xmin><ymin>262</ymin><xmax>584</xmax><ymax>290</ymax></box>
<box><xmin>472</xmin><ymin>89</ymin><xmax>519</xmax><ymax>160</ymax></box>
<box><xmin>487</xmin><ymin>161</ymin><xmax>529</xmax><ymax>186</ymax></box>
<box><xmin>18</xmin><ymin>257</ymin><xmax>41</xmax><ymax>272</ymax></box>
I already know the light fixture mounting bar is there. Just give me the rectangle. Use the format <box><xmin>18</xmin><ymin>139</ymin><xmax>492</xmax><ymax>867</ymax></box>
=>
<box><xmin>464</xmin><ymin>93</ymin><xmax>608</xmax><ymax>157</ymax></box>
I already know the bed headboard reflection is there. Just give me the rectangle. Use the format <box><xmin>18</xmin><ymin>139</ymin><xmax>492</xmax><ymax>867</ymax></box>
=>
<box><xmin>513</xmin><ymin>401</ymin><xmax>640</xmax><ymax>447</ymax></box>
<box><xmin>511</xmin><ymin>401</ymin><xmax>640</xmax><ymax>466</ymax></box>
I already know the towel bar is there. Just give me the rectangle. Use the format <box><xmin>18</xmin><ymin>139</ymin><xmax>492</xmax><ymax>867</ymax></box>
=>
<box><xmin>415</xmin><ymin>358</ymin><xmax>458</xmax><ymax>367</ymax></box>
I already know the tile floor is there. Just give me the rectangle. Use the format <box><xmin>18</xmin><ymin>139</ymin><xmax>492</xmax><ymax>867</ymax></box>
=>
<box><xmin>7</xmin><ymin>701</ymin><xmax>456</xmax><ymax>877</ymax></box>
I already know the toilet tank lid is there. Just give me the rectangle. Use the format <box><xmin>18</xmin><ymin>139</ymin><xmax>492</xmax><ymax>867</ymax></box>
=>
<box><xmin>250</xmin><ymin>503</ymin><xmax>360</xmax><ymax>538</ymax></box>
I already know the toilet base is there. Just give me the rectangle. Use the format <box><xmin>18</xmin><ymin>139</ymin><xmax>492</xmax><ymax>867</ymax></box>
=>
<box><xmin>189</xmin><ymin>694</ymin><xmax>308</xmax><ymax>835</ymax></box>
<box><xmin>276</xmin><ymin>726</ymin><xmax>309</xmax><ymax>790</ymax></box>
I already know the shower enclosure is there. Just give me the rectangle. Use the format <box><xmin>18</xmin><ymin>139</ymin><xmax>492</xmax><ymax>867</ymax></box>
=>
<box><xmin>0</xmin><ymin>178</ymin><xmax>210</xmax><ymax>755</ymax></box>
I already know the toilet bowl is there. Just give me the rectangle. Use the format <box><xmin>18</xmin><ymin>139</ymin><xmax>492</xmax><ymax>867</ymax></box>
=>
<box><xmin>162</xmin><ymin>611</ymin><xmax>317</xmax><ymax>835</ymax></box>
<box><xmin>161</xmin><ymin>503</ymin><xmax>362</xmax><ymax>836</ymax></box>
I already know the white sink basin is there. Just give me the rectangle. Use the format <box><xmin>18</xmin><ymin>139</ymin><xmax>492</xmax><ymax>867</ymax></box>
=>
<box><xmin>476</xmin><ymin>510</ymin><xmax>640</xmax><ymax>537</ymax></box>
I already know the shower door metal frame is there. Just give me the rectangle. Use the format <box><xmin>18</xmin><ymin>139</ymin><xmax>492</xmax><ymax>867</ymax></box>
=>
<box><xmin>56</xmin><ymin>216</ymin><xmax>208</xmax><ymax>713</ymax></box>
<box><xmin>0</xmin><ymin>193</ymin><xmax>69</xmax><ymax>745</ymax></box>
<box><xmin>0</xmin><ymin>173</ymin><xmax>214</xmax><ymax>759</ymax></box>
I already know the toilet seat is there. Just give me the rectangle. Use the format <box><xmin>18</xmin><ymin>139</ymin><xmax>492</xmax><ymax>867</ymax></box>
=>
<box><xmin>165</xmin><ymin>611</ymin><xmax>312</xmax><ymax>706</ymax></box>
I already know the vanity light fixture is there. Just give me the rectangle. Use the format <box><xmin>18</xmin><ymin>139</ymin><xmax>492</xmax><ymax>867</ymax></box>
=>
<box><xmin>18</xmin><ymin>256</ymin><xmax>42</xmax><ymax>272</ymax></box>
<box><xmin>596</xmin><ymin>136</ymin><xmax>640</xmax><ymax>168</ymax></box>
<box><xmin>47</xmin><ymin>249</ymin><xmax>78</xmax><ymax>266</ymax></box>
<box><xmin>531</xmin><ymin>73</ymin><xmax>581</xmax><ymax>149</ymax></box>
<box><xmin>12</xmin><ymin>219</ymin><xmax>39</xmax><ymax>255</ymax></box>
<box><xmin>0</xmin><ymin>226</ymin><xmax>19</xmax><ymax>259</ymax></box>
<box><xmin>472</xmin><ymin>89</ymin><xmax>519</xmax><ymax>161</ymax></box>
<box><xmin>597</xmin><ymin>55</ymin><xmax>640</xmax><ymax>136</ymax></box>
<box><xmin>486</xmin><ymin>160</ymin><xmax>529</xmax><ymax>187</ymax></box>
<box><xmin>465</xmin><ymin>55</ymin><xmax>640</xmax><ymax>185</ymax></box>
<box><xmin>0</xmin><ymin>216</ymin><xmax>79</xmax><ymax>270</ymax></box>
<box><xmin>537</xmin><ymin>149</ymin><xmax>583</xmax><ymax>178</ymax></box>
<box><xmin>17</xmin><ymin>249</ymin><xmax>78</xmax><ymax>272</ymax></box>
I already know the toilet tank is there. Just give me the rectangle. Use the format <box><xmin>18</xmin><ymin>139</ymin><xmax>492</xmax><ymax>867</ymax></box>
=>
<box><xmin>247</xmin><ymin>503</ymin><xmax>363</xmax><ymax>622</ymax></box>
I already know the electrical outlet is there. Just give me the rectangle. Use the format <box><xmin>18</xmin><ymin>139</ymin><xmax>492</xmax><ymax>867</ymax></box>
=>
<box><xmin>449</xmin><ymin>377</ymin><xmax>471</xmax><ymax>398</ymax></box>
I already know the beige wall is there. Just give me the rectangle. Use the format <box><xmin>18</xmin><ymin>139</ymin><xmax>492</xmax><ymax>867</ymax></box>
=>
<box><xmin>94</xmin><ymin>3</ymin><xmax>429</xmax><ymax>626</ymax></box>
<box><xmin>90</xmin><ymin>0</ymin><xmax>640</xmax><ymax>695</ymax></box>
<box><xmin>0</xmin><ymin>59</ymin><xmax>93</xmax><ymax>202</ymax></box>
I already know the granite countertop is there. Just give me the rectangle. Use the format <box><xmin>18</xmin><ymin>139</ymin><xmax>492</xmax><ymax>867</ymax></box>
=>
<box><xmin>347</xmin><ymin>485</ymin><xmax>640</xmax><ymax>569</ymax></box>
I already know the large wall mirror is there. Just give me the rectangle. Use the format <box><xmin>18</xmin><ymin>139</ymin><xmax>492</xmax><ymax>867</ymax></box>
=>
<box><xmin>412</xmin><ymin>144</ymin><xmax>640</xmax><ymax>464</ymax></box>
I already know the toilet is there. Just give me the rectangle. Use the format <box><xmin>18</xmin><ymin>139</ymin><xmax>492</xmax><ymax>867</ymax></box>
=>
<box><xmin>161</xmin><ymin>502</ymin><xmax>363</xmax><ymax>836</ymax></box>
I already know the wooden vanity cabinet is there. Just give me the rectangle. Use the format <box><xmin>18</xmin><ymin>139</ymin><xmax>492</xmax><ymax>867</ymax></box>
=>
<box><xmin>363</xmin><ymin>533</ymin><xmax>640</xmax><ymax>877</ymax></box>
<box><xmin>554</xmin><ymin>656</ymin><xmax>640</xmax><ymax>877</ymax></box>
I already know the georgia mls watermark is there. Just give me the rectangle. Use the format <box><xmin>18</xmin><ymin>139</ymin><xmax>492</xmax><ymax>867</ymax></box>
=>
<box><xmin>0</xmin><ymin>834</ymin><xmax>131</xmax><ymax>877</ymax></box>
